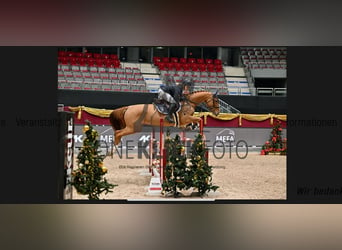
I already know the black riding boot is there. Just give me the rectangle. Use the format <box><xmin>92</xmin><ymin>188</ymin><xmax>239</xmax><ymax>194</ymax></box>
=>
<box><xmin>165</xmin><ymin>103</ymin><xmax>177</xmax><ymax>123</ymax></box>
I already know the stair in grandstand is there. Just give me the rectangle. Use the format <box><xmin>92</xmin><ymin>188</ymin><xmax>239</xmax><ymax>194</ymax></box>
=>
<box><xmin>219</xmin><ymin>98</ymin><xmax>241</xmax><ymax>113</ymax></box>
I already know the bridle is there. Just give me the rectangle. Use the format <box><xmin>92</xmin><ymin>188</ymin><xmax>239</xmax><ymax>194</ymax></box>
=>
<box><xmin>204</xmin><ymin>96</ymin><xmax>220</xmax><ymax>114</ymax></box>
<box><xmin>183</xmin><ymin>93</ymin><xmax>220</xmax><ymax>114</ymax></box>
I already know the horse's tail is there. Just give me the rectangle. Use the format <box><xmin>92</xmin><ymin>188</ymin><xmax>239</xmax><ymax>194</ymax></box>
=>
<box><xmin>109</xmin><ymin>106</ymin><xmax>128</xmax><ymax>131</ymax></box>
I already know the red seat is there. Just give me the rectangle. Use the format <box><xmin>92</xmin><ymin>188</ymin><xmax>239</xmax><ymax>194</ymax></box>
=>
<box><xmin>167</xmin><ymin>62</ymin><xmax>175</xmax><ymax>70</ymax></box>
<box><xmin>101</xmin><ymin>54</ymin><xmax>110</xmax><ymax>59</ymax></box>
<box><xmin>153</xmin><ymin>56</ymin><xmax>161</xmax><ymax>65</ymax></box>
<box><xmin>188</xmin><ymin>58</ymin><xmax>196</xmax><ymax>64</ymax></box>
<box><xmin>214</xmin><ymin>59</ymin><xmax>222</xmax><ymax>65</ymax></box>
<box><xmin>112</xmin><ymin>60</ymin><xmax>121</xmax><ymax>68</ymax></box>
<box><xmin>179</xmin><ymin>58</ymin><xmax>187</xmax><ymax>64</ymax></box>
<box><xmin>87</xmin><ymin>58</ymin><xmax>96</xmax><ymax>66</ymax></box>
<box><xmin>58</xmin><ymin>56</ymin><xmax>68</xmax><ymax>64</ymax></box>
<box><xmin>199</xmin><ymin>64</ymin><xmax>207</xmax><ymax>72</ymax></box>
<box><xmin>174</xmin><ymin>63</ymin><xmax>183</xmax><ymax>71</ymax></box>
<box><xmin>197</xmin><ymin>58</ymin><xmax>205</xmax><ymax>64</ymax></box>
<box><xmin>66</xmin><ymin>51</ymin><xmax>76</xmax><ymax>57</ymax></box>
<box><xmin>158</xmin><ymin>62</ymin><xmax>166</xmax><ymax>70</ymax></box>
<box><xmin>191</xmin><ymin>66</ymin><xmax>199</xmax><ymax>72</ymax></box>
<box><xmin>75</xmin><ymin>52</ymin><xmax>84</xmax><ymax>58</ymax></box>
<box><xmin>162</xmin><ymin>57</ymin><xmax>170</xmax><ymax>63</ymax></box>
<box><xmin>69</xmin><ymin>57</ymin><xmax>79</xmax><ymax>65</ymax></box>
<box><xmin>170</xmin><ymin>57</ymin><xmax>178</xmax><ymax>63</ymax></box>
<box><xmin>183</xmin><ymin>63</ymin><xmax>191</xmax><ymax>71</ymax></box>
<box><xmin>84</xmin><ymin>52</ymin><xmax>93</xmax><ymax>58</ymax></box>
<box><xmin>207</xmin><ymin>64</ymin><xmax>215</xmax><ymax>72</ymax></box>
<box><xmin>205</xmin><ymin>59</ymin><xmax>213</xmax><ymax>64</ymax></box>
<box><xmin>58</xmin><ymin>51</ymin><xmax>67</xmax><ymax>57</ymax></box>
<box><xmin>215</xmin><ymin>65</ymin><xmax>223</xmax><ymax>72</ymax></box>
<box><xmin>110</xmin><ymin>54</ymin><xmax>119</xmax><ymax>60</ymax></box>
<box><xmin>96</xmin><ymin>59</ymin><xmax>104</xmax><ymax>67</ymax></box>
<box><xmin>93</xmin><ymin>53</ymin><xmax>101</xmax><ymax>59</ymax></box>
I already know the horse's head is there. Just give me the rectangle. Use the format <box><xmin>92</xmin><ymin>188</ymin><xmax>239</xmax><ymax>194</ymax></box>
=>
<box><xmin>205</xmin><ymin>91</ymin><xmax>220</xmax><ymax>116</ymax></box>
<box><xmin>187</xmin><ymin>90</ymin><xmax>220</xmax><ymax>116</ymax></box>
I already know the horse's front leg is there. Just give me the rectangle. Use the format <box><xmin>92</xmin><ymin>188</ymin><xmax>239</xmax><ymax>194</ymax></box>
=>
<box><xmin>181</xmin><ymin>116</ymin><xmax>202</xmax><ymax>130</ymax></box>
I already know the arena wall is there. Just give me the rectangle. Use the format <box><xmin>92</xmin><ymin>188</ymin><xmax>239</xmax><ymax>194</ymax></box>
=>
<box><xmin>57</xmin><ymin>90</ymin><xmax>286</xmax><ymax>114</ymax></box>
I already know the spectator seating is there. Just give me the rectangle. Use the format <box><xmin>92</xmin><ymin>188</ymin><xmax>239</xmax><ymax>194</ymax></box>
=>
<box><xmin>240</xmin><ymin>47</ymin><xmax>287</xmax><ymax>70</ymax></box>
<box><xmin>58</xmin><ymin>51</ymin><xmax>147</xmax><ymax>92</ymax></box>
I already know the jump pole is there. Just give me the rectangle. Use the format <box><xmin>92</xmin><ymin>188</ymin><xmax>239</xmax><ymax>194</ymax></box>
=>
<box><xmin>199</xmin><ymin>119</ymin><xmax>209</xmax><ymax>164</ymax></box>
<box><xmin>146</xmin><ymin>119</ymin><xmax>164</xmax><ymax>195</ymax></box>
<box><xmin>149</xmin><ymin>128</ymin><xmax>156</xmax><ymax>176</ymax></box>
<box><xmin>160</xmin><ymin>118</ymin><xmax>165</xmax><ymax>182</ymax></box>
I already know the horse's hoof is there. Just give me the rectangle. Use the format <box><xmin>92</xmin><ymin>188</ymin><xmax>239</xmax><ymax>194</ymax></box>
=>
<box><xmin>191</xmin><ymin>124</ymin><xmax>199</xmax><ymax>130</ymax></box>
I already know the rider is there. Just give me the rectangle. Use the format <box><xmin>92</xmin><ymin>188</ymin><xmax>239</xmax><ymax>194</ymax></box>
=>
<box><xmin>158</xmin><ymin>78</ymin><xmax>193</xmax><ymax>123</ymax></box>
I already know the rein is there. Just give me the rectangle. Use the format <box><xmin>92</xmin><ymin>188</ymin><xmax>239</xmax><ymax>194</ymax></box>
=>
<box><xmin>183</xmin><ymin>93</ymin><xmax>219</xmax><ymax>113</ymax></box>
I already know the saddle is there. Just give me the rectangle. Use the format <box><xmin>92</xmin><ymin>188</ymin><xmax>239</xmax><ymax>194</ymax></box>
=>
<box><xmin>153</xmin><ymin>98</ymin><xmax>181</xmax><ymax>115</ymax></box>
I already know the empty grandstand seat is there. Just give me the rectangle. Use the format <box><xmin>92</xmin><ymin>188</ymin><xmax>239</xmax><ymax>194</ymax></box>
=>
<box><xmin>102</xmin><ymin>82</ymin><xmax>113</xmax><ymax>91</ymax></box>
<box><xmin>201</xmin><ymin>77</ymin><xmax>209</xmax><ymax>84</ymax></box>
<box><xmin>209</xmin><ymin>78</ymin><xmax>218</xmax><ymax>84</ymax></box>
<box><xmin>205</xmin><ymin>59</ymin><xmax>213</xmax><ymax>64</ymax></box>
<box><xmin>214</xmin><ymin>59</ymin><xmax>222</xmax><ymax>65</ymax></box>
<box><xmin>75</xmin><ymin>52</ymin><xmax>84</xmax><ymax>58</ymax></box>
<box><xmin>157</xmin><ymin>62</ymin><xmax>166</xmax><ymax>70</ymax></box>
<box><xmin>153</xmin><ymin>56</ymin><xmax>161</xmax><ymax>65</ymax></box>
<box><xmin>109</xmin><ymin>72</ymin><xmax>118</xmax><ymax>80</ymax></box>
<box><xmin>192</xmin><ymin>71</ymin><xmax>200</xmax><ymax>78</ymax></box>
<box><xmin>58</xmin><ymin>51</ymin><xmax>67</xmax><ymax>57</ymax></box>
<box><xmin>72</xmin><ymin>71</ymin><xmax>82</xmax><ymax>78</ymax></box>
<box><xmin>261</xmin><ymin>50</ymin><xmax>269</xmax><ymax>56</ymax></box>
<box><xmin>259</xmin><ymin>63</ymin><xmax>266</xmax><ymax>69</ymax></box>
<box><xmin>179</xmin><ymin>58</ymin><xmax>187</xmax><ymax>64</ymax></box>
<box><xmin>66</xmin><ymin>51</ymin><xmax>76</xmax><ymax>57</ymax></box>
<box><xmin>82</xmin><ymin>72</ymin><xmax>91</xmax><ymax>78</ymax></box>
<box><xmin>199</xmin><ymin>64</ymin><xmax>207</xmax><ymax>72</ymax></box>
<box><xmin>58</xmin><ymin>70</ymin><xmax>65</xmax><ymax>77</ymax></box>
<box><xmin>200</xmin><ymin>71</ymin><xmax>208</xmax><ymax>78</ymax></box>
<box><xmin>182</xmin><ymin>63</ymin><xmax>191</xmax><ymax>71</ymax></box>
<box><xmin>162</xmin><ymin>57</ymin><xmax>169</xmax><ymax>63</ymax></box>
<box><xmin>265</xmin><ymin>63</ymin><xmax>273</xmax><ymax>69</ymax></box>
<box><xmin>91</xmin><ymin>72</ymin><xmax>100</xmax><ymax>78</ymax></box>
<box><xmin>264</xmin><ymin>55</ymin><xmax>271</xmax><ymax>61</ymax></box>
<box><xmin>89</xmin><ymin>65</ymin><xmax>98</xmax><ymax>73</ymax></box>
<box><xmin>190</xmin><ymin>63</ymin><xmax>199</xmax><ymax>71</ymax></box>
<box><xmin>217</xmin><ymin>79</ymin><xmax>225</xmax><ymax>84</ymax></box>
<box><xmin>209</xmin><ymin>71</ymin><xmax>217</xmax><ymax>77</ymax></box>
<box><xmin>273</xmin><ymin>64</ymin><xmax>281</xmax><ymax>69</ymax></box>
<box><xmin>170</xmin><ymin>57</ymin><xmax>178</xmax><ymax>63</ymax></box>
<box><xmin>215</xmin><ymin>64</ymin><xmax>223</xmax><ymax>72</ymax></box>
<box><xmin>93</xmin><ymin>53</ymin><xmax>101</xmax><ymax>59</ymax></box>
<box><xmin>64</xmin><ymin>71</ymin><xmax>73</xmax><ymax>77</ymax></box>
<box><xmin>197</xmin><ymin>58</ymin><xmax>205</xmax><ymax>64</ymax></box>
<box><xmin>101</xmin><ymin>54</ymin><xmax>110</xmax><ymax>59</ymax></box>
<box><xmin>188</xmin><ymin>58</ymin><xmax>196</xmax><ymax>64</ymax></box>
<box><xmin>249</xmin><ymin>55</ymin><xmax>257</xmax><ymax>62</ymax></box>
<box><xmin>110</xmin><ymin>54</ymin><xmax>119</xmax><ymax>60</ymax></box>
<box><xmin>100</xmin><ymin>73</ymin><xmax>109</xmax><ymax>79</ymax></box>
<box><xmin>174</xmin><ymin>63</ymin><xmax>183</xmax><ymax>71</ymax></box>
<box><xmin>84</xmin><ymin>52</ymin><xmax>93</xmax><ymax>58</ymax></box>
<box><xmin>207</xmin><ymin>64</ymin><xmax>215</xmax><ymax>72</ymax></box>
<box><xmin>167</xmin><ymin>62</ymin><xmax>175</xmax><ymax>70</ymax></box>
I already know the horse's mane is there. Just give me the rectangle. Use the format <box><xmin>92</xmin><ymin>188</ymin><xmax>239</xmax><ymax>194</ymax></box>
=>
<box><xmin>187</xmin><ymin>90</ymin><xmax>212</xmax><ymax>95</ymax></box>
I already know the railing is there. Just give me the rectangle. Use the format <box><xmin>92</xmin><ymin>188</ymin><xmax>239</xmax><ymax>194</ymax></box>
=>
<box><xmin>255</xmin><ymin>88</ymin><xmax>287</xmax><ymax>96</ymax></box>
<box><xmin>219</xmin><ymin>99</ymin><xmax>241</xmax><ymax>113</ymax></box>
<box><xmin>225</xmin><ymin>87</ymin><xmax>286</xmax><ymax>96</ymax></box>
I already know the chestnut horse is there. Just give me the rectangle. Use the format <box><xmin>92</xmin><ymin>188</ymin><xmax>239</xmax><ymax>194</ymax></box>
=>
<box><xmin>109</xmin><ymin>91</ymin><xmax>220</xmax><ymax>145</ymax></box>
